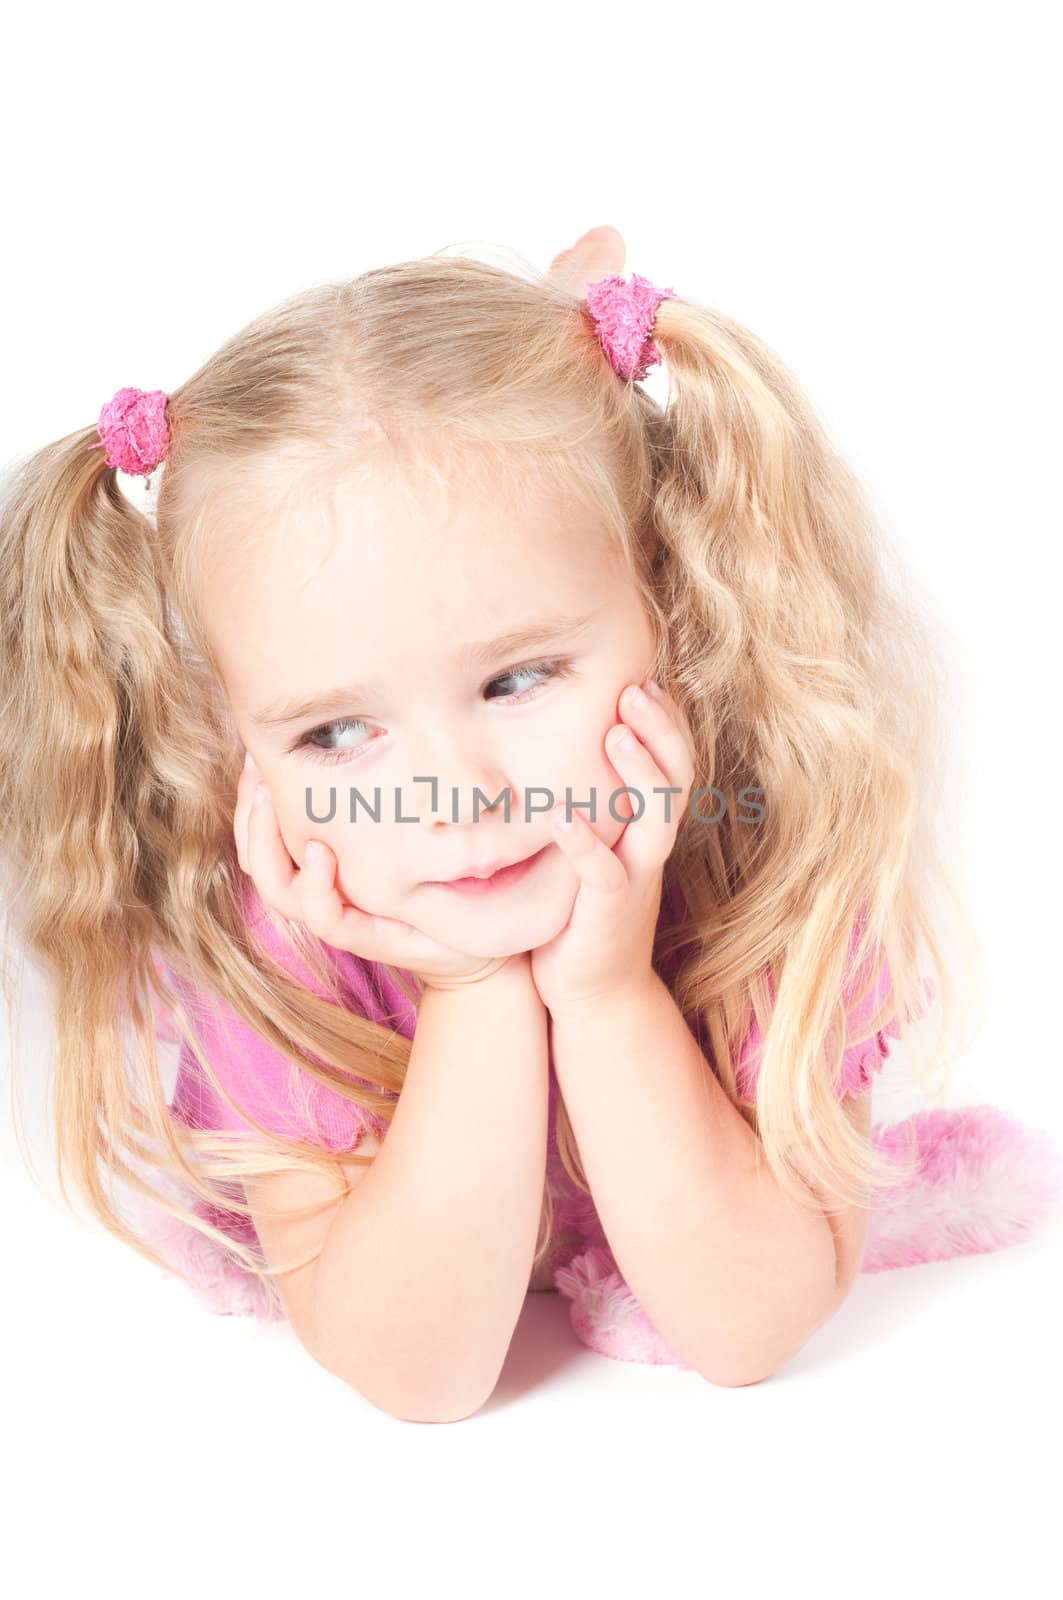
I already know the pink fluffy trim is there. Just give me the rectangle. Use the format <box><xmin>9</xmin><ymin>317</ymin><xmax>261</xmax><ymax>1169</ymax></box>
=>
<box><xmin>552</xmin><ymin>1104</ymin><xmax>1063</xmax><ymax>1366</ymax></box>
<box><xmin>132</xmin><ymin>1104</ymin><xmax>1063</xmax><ymax>1370</ymax></box>
<box><xmin>136</xmin><ymin>1173</ymin><xmax>286</xmax><ymax>1323</ymax></box>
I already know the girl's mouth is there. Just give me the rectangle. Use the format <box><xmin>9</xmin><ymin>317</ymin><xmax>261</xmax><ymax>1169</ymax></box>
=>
<box><xmin>426</xmin><ymin>846</ymin><xmax>549</xmax><ymax>896</ymax></box>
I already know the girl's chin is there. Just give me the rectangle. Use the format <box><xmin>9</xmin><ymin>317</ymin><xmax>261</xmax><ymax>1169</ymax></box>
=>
<box><xmin>411</xmin><ymin>888</ymin><xmax>571</xmax><ymax>958</ymax></box>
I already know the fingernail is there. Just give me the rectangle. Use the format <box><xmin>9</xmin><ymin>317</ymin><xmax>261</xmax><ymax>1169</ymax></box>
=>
<box><xmin>629</xmin><ymin>684</ymin><xmax>649</xmax><ymax>709</ymax></box>
<box><xmin>643</xmin><ymin>679</ymin><xmax>664</xmax><ymax>700</ymax></box>
<box><xmin>611</xmin><ymin>724</ymin><xmax>634</xmax><ymax>747</ymax></box>
<box><xmin>253</xmin><ymin>784</ymin><xmax>269</xmax><ymax>808</ymax></box>
<box><xmin>305</xmin><ymin>840</ymin><xmax>323</xmax><ymax>864</ymax></box>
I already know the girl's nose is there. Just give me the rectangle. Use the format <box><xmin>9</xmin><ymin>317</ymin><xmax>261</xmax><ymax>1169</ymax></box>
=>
<box><xmin>401</xmin><ymin>735</ymin><xmax>512</xmax><ymax>827</ymax></box>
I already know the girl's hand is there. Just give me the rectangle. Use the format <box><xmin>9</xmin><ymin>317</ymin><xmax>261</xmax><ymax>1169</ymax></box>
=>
<box><xmin>529</xmin><ymin>680</ymin><xmax>696</xmax><ymax>1020</ymax></box>
<box><xmin>232</xmin><ymin>754</ymin><xmax>522</xmax><ymax>990</ymax></box>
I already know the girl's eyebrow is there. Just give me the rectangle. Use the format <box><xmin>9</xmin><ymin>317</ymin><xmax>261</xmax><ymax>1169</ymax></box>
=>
<box><xmin>250</xmin><ymin>609</ymin><xmax>599</xmax><ymax>731</ymax></box>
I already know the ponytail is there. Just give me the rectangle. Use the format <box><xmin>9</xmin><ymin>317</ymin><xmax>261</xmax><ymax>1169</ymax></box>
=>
<box><xmin>0</xmin><ymin>422</ymin><xmax>216</xmax><ymax>1235</ymax></box>
<box><xmin>640</xmin><ymin>295</ymin><xmax>981</xmax><ymax>1210</ymax></box>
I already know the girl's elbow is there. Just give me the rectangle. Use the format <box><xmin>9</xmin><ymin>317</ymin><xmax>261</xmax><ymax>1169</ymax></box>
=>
<box><xmin>322</xmin><ymin>1347</ymin><xmax>498</xmax><ymax>1422</ymax></box>
<box><xmin>696</xmin><ymin>1298</ymin><xmax>839</xmax><ymax>1388</ymax></box>
<box><xmin>699</xmin><ymin>1359</ymin><xmax>779</xmax><ymax>1389</ymax></box>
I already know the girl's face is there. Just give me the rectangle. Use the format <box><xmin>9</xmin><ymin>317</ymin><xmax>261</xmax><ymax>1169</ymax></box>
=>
<box><xmin>202</xmin><ymin>460</ymin><xmax>658</xmax><ymax>959</ymax></box>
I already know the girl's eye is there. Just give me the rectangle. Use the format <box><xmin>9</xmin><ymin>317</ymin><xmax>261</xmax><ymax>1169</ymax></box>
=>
<box><xmin>290</xmin><ymin>658</ymin><xmax>573</xmax><ymax>766</ymax></box>
<box><xmin>483</xmin><ymin>657</ymin><xmax>571</xmax><ymax>703</ymax></box>
<box><xmin>293</xmin><ymin>716</ymin><xmax>370</xmax><ymax>766</ymax></box>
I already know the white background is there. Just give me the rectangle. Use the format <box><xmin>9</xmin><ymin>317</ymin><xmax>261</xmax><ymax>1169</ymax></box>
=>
<box><xmin>2</xmin><ymin>2</ymin><xmax>1060</xmax><ymax>1595</ymax></box>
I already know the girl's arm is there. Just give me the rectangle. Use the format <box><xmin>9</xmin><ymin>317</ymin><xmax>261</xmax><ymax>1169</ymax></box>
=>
<box><xmin>548</xmin><ymin>972</ymin><xmax>844</xmax><ymax>1389</ymax></box>
<box><xmin>244</xmin><ymin>952</ymin><xmax>549</xmax><ymax>1423</ymax></box>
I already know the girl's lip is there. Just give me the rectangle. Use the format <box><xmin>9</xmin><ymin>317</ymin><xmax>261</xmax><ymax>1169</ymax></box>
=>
<box><xmin>427</xmin><ymin>846</ymin><xmax>549</xmax><ymax>895</ymax></box>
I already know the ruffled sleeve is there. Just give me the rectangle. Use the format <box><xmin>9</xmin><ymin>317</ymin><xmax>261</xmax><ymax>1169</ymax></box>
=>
<box><xmin>827</xmin><ymin>937</ymin><xmax>903</xmax><ymax>1095</ymax></box>
<box><xmin>164</xmin><ymin>881</ymin><xmax>413</xmax><ymax>1155</ymax></box>
<box><xmin>734</xmin><ymin>923</ymin><xmax>903</xmax><ymax>1104</ymax></box>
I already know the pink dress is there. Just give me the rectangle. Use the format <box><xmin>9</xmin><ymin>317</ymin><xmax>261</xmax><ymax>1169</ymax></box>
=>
<box><xmin>146</xmin><ymin>879</ymin><xmax>1062</xmax><ymax>1368</ymax></box>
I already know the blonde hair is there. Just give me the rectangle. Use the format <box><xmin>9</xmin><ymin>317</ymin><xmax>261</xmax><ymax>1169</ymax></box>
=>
<box><xmin>0</xmin><ymin>248</ymin><xmax>986</xmax><ymax>1309</ymax></box>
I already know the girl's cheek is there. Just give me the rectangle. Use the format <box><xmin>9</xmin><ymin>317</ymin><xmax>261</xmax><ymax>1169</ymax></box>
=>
<box><xmin>535</xmin><ymin>731</ymin><xmax>628</xmax><ymax>849</ymax></box>
<box><xmin>272</xmin><ymin>777</ymin><xmax>405</xmax><ymax>896</ymax></box>
<box><xmin>333</xmin><ymin>831</ymin><xmax>406</xmax><ymax>906</ymax></box>
<box><xmin>271</xmin><ymin>784</ymin><xmax>342</xmax><ymax>866</ymax></box>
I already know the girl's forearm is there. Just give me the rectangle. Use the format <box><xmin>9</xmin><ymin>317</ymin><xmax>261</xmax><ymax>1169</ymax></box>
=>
<box><xmin>548</xmin><ymin>973</ymin><xmax>840</xmax><ymax>1387</ymax></box>
<box><xmin>312</xmin><ymin>955</ymin><xmax>549</xmax><ymax>1421</ymax></box>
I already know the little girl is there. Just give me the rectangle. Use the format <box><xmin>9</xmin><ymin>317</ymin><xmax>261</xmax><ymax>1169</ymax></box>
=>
<box><xmin>1</xmin><ymin>227</ymin><xmax>1058</xmax><ymax>1421</ymax></box>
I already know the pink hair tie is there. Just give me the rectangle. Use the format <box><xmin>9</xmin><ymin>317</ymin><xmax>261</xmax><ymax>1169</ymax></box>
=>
<box><xmin>584</xmin><ymin>272</ymin><xmax>677</xmax><ymax>382</ymax></box>
<box><xmin>88</xmin><ymin>386</ymin><xmax>171</xmax><ymax>478</ymax></box>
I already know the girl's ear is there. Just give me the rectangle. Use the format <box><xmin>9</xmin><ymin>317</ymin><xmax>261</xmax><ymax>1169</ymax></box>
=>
<box><xmin>547</xmin><ymin>225</ymin><xmax>627</xmax><ymax>295</ymax></box>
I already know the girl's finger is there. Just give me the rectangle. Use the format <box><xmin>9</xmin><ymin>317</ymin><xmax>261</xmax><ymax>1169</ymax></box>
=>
<box><xmin>237</xmin><ymin>780</ymin><xmax>478</xmax><ymax>975</ymax></box>
<box><xmin>621</xmin><ymin>684</ymin><xmax>697</xmax><ymax>795</ymax></box>
<box><xmin>294</xmin><ymin>837</ymin><xmax>454</xmax><ymax>973</ymax></box>
<box><xmin>294</xmin><ymin>838</ymin><xmax>344</xmax><ymax>936</ymax></box>
<box><xmin>245</xmin><ymin>783</ymin><xmax>303</xmax><ymax>918</ymax></box>
<box><xmin>550</xmin><ymin>804</ymin><xmax>627</xmax><ymax>895</ymax></box>
<box><xmin>605</xmin><ymin>720</ymin><xmax>684</xmax><ymax>877</ymax></box>
<box><xmin>295</xmin><ymin>838</ymin><xmax>398</xmax><ymax>961</ymax></box>
<box><xmin>232</xmin><ymin>755</ymin><xmax>260</xmax><ymax>875</ymax></box>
